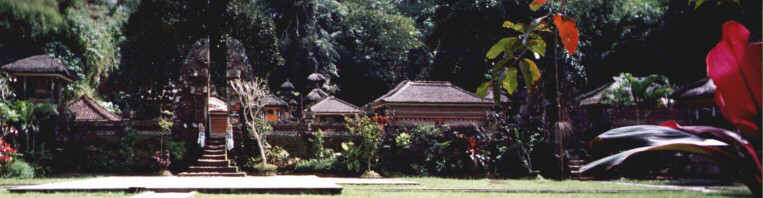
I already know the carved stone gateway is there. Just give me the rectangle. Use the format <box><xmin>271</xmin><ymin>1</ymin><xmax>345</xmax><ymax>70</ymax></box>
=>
<box><xmin>177</xmin><ymin>39</ymin><xmax>211</xmax><ymax>137</ymax></box>
<box><xmin>175</xmin><ymin>38</ymin><xmax>254</xmax><ymax>139</ymax></box>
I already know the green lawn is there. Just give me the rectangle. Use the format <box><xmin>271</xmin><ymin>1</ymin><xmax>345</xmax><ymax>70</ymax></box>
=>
<box><xmin>195</xmin><ymin>177</ymin><xmax>752</xmax><ymax>198</ymax></box>
<box><xmin>195</xmin><ymin>191</ymin><xmax>744</xmax><ymax>198</ymax></box>
<box><xmin>0</xmin><ymin>176</ymin><xmax>751</xmax><ymax>198</ymax></box>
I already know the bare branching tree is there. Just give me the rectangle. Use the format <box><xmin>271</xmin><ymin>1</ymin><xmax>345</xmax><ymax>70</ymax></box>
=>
<box><xmin>229</xmin><ymin>78</ymin><xmax>272</xmax><ymax>165</ymax></box>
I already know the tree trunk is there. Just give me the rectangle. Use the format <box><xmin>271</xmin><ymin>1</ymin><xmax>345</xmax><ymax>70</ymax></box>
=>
<box><xmin>255</xmin><ymin>133</ymin><xmax>267</xmax><ymax>164</ymax></box>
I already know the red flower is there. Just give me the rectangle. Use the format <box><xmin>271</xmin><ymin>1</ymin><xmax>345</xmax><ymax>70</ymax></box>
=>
<box><xmin>706</xmin><ymin>21</ymin><xmax>762</xmax><ymax>139</ymax></box>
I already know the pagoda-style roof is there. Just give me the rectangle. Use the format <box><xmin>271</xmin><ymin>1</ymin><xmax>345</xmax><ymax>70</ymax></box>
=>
<box><xmin>1</xmin><ymin>55</ymin><xmax>77</xmax><ymax>82</ymax></box>
<box><xmin>307</xmin><ymin>88</ymin><xmax>329</xmax><ymax>101</ymax></box>
<box><xmin>370</xmin><ymin>81</ymin><xmax>492</xmax><ymax>108</ymax></box>
<box><xmin>306</xmin><ymin>96</ymin><xmax>362</xmax><ymax>115</ymax></box>
<box><xmin>671</xmin><ymin>78</ymin><xmax>715</xmax><ymax>99</ymax></box>
<box><xmin>67</xmin><ymin>95</ymin><xmax>122</xmax><ymax>122</ymax></box>
<box><xmin>209</xmin><ymin>97</ymin><xmax>228</xmax><ymax>112</ymax></box>
<box><xmin>280</xmin><ymin>79</ymin><xmax>295</xmax><ymax>90</ymax></box>
<box><xmin>263</xmin><ymin>95</ymin><xmax>287</xmax><ymax>107</ymax></box>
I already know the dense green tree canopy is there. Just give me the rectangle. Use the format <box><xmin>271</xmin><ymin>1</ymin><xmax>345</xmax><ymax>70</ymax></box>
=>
<box><xmin>0</xmin><ymin>0</ymin><xmax>758</xmax><ymax>115</ymax></box>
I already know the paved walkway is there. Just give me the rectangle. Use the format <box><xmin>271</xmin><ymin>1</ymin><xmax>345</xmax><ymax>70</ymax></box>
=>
<box><xmin>9</xmin><ymin>175</ymin><xmax>420</xmax><ymax>195</ymax></box>
<box><xmin>10</xmin><ymin>175</ymin><xmax>344</xmax><ymax>194</ymax></box>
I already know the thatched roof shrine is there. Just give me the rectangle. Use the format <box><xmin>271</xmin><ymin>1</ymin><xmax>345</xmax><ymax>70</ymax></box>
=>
<box><xmin>1</xmin><ymin>54</ymin><xmax>78</xmax><ymax>82</ymax></box>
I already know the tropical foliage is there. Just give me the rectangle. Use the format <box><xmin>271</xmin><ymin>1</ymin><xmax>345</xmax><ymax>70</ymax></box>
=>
<box><xmin>341</xmin><ymin>115</ymin><xmax>386</xmax><ymax>174</ymax></box>
<box><xmin>579</xmin><ymin>21</ymin><xmax>761</xmax><ymax>196</ymax></box>
<box><xmin>600</xmin><ymin>73</ymin><xmax>673</xmax><ymax>107</ymax></box>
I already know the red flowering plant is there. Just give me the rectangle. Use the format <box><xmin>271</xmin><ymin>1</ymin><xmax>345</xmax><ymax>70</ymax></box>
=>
<box><xmin>579</xmin><ymin>21</ymin><xmax>761</xmax><ymax>196</ymax></box>
<box><xmin>0</xmin><ymin>138</ymin><xmax>17</xmax><ymax>168</ymax></box>
<box><xmin>152</xmin><ymin>150</ymin><xmax>171</xmax><ymax>170</ymax></box>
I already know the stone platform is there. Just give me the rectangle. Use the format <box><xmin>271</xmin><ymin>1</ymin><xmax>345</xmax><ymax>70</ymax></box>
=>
<box><xmin>9</xmin><ymin>175</ymin><xmax>343</xmax><ymax>194</ymax></box>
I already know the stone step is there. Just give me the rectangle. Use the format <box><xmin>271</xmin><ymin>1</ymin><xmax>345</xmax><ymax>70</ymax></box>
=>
<box><xmin>196</xmin><ymin>159</ymin><xmax>229</xmax><ymax>166</ymax></box>
<box><xmin>199</xmin><ymin>154</ymin><xmax>226</xmax><ymax>160</ymax></box>
<box><xmin>177</xmin><ymin>172</ymin><xmax>247</xmax><ymax>177</ymax></box>
<box><xmin>204</xmin><ymin>145</ymin><xmax>225</xmax><ymax>150</ymax></box>
<box><xmin>568</xmin><ymin>159</ymin><xmax>587</xmax><ymax>164</ymax></box>
<box><xmin>187</xmin><ymin>166</ymin><xmax>238</xmax><ymax>173</ymax></box>
<box><xmin>203</xmin><ymin>149</ymin><xmax>224</xmax><ymax>155</ymax></box>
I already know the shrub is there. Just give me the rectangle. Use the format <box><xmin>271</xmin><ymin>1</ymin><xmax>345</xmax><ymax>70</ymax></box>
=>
<box><xmin>245</xmin><ymin>145</ymin><xmax>300</xmax><ymax>171</ymax></box>
<box><xmin>308</xmin><ymin>129</ymin><xmax>334</xmax><ymax>159</ymax></box>
<box><xmin>294</xmin><ymin>156</ymin><xmax>343</xmax><ymax>174</ymax></box>
<box><xmin>2</xmin><ymin>159</ymin><xmax>34</xmax><ymax>178</ymax></box>
<box><xmin>341</xmin><ymin>115</ymin><xmax>385</xmax><ymax>174</ymax></box>
<box><xmin>253</xmin><ymin>163</ymin><xmax>278</xmax><ymax>172</ymax></box>
<box><xmin>379</xmin><ymin>124</ymin><xmax>488</xmax><ymax>177</ymax></box>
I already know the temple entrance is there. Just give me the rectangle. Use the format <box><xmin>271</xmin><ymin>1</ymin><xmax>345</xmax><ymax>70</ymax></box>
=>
<box><xmin>178</xmin><ymin>38</ymin><xmax>251</xmax><ymax>177</ymax></box>
<box><xmin>208</xmin><ymin>97</ymin><xmax>229</xmax><ymax>138</ymax></box>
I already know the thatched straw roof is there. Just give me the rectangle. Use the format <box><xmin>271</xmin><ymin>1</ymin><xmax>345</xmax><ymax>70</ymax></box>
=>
<box><xmin>307</xmin><ymin>73</ymin><xmax>325</xmax><ymax>82</ymax></box>
<box><xmin>280</xmin><ymin>79</ymin><xmax>295</xmax><ymax>90</ymax></box>
<box><xmin>370</xmin><ymin>81</ymin><xmax>493</xmax><ymax>107</ymax></box>
<box><xmin>263</xmin><ymin>95</ymin><xmax>287</xmax><ymax>107</ymax></box>
<box><xmin>1</xmin><ymin>55</ymin><xmax>77</xmax><ymax>82</ymax></box>
<box><xmin>306</xmin><ymin>96</ymin><xmax>362</xmax><ymax>115</ymax></box>
<box><xmin>671</xmin><ymin>78</ymin><xmax>715</xmax><ymax>99</ymax></box>
<box><xmin>307</xmin><ymin>88</ymin><xmax>329</xmax><ymax>101</ymax></box>
<box><xmin>67</xmin><ymin>95</ymin><xmax>122</xmax><ymax>122</ymax></box>
<box><xmin>576</xmin><ymin>82</ymin><xmax>618</xmax><ymax>107</ymax></box>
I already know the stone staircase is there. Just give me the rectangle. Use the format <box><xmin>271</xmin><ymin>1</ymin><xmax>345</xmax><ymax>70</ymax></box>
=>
<box><xmin>568</xmin><ymin>159</ymin><xmax>594</xmax><ymax>180</ymax></box>
<box><xmin>179</xmin><ymin>137</ymin><xmax>246</xmax><ymax>177</ymax></box>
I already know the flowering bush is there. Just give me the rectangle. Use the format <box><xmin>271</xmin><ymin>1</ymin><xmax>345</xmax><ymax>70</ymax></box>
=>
<box><xmin>152</xmin><ymin>150</ymin><xmax>170</xmax><ymax>170</ymax></box>
<box><xmin>0</xmin><ymin>138</ymin><xmax>17</xmax><ymax>166</ymax></box>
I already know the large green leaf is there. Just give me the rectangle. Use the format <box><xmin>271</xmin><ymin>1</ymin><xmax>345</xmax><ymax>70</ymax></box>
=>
<box><xmin>502</xmin><ymin>20</ymin><xmax>525</xmax><ymax>33</ymax></box>
<box><xmin>486</xmin><ymin>37</ymin><xmax>513</xmax><ymax>59</ymax></box>
<box><xmin>476</xmin><ymin>81</ymin><xmax>491</xmax><ymax>98</ymax></box>
<box><xmin>502</xmin><ymin>67</ymin><xmax>518</xmax><ymax>95</ymax></box>
<box><xmin>526</xmin><ymin>38</ymin><xmax>546</xmax><ymax>57</ymax></box>
<box><xmin>519</xmin><ymin>58</ymin><xmax>541</xmax><ymax>91</ymax></box>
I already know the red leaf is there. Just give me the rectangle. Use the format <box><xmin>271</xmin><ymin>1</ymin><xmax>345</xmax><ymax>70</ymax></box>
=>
<box><xmin>659</xmin><ymin>120</ymin><xmax>761</xmax><ymax>186</ymax></box>
<box><xmin>530</xmin><ymin>0</ymin><xmax>548</xmax><ymax>11</ymax></box>
<box><xmin>706</xmin><ymin>21</ymin><xmax>762</xmax><ymax>137</ymax></box>
<box><xmin>553</xmin><ymin>14</ymin><xmax>579</xmax><ymax>55</ymax></box>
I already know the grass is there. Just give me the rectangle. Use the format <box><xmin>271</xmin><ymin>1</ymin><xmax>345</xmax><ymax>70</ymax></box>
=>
<box><xmin>194</xmin><ymin>177</ymin><xmax>752</xmax><ymax>198</ymax></box>
<box><xmin>195</xmin><ymin>191</ymin><xmax>745</xmax><ymax>198</ymax></box>
<box><xmin>0</xmin><ymin>175</ymin><xmax>751</xmax><ymax>197</ymax></box>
